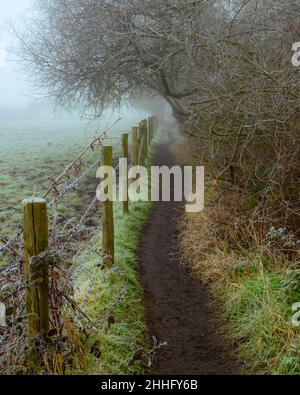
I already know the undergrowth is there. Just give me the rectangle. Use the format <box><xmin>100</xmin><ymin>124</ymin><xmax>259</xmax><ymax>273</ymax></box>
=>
<box><xmin>171</xmin><ymin>137</ymin><xmax>300</xmax><ymax>375</ymax></box>
<box><xmin>179</xmin><ymin>204</ymin><xmax>300</xmax><ymax>375</ymax></box>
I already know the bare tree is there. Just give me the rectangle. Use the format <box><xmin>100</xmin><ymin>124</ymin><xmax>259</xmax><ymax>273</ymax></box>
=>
<box><xmin>16</xmin><ymin>0</ymin><xmax>215</xmax><ymax>117</ymax></box>
<box><xmin>16</xmin><ymin>0</ymin><xmax>300</xmax><ymax>239</ymax></box>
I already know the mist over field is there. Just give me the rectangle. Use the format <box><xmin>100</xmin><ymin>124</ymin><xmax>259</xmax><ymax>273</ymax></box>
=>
<box><xmin>0</xmin><ymin>0</ymin><xmax>154</xmax><ymax>136</ymax></box>
<box><xmin>0</xmin><ymin>0</ymin><xmax>161</xmax><ymax>248</ymax></box>
<box><xmin>0</xmin><ymin>0</ymin><xmax>299</xmax><ymax>378</ymax></box>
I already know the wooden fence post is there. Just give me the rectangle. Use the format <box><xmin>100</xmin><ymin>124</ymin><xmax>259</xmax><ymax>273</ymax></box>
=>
<box><xmin>23</xmin><ymin>198</ymin><xmax>49</xmax><ymax>341</ymax></box>
<box><xmin>148</xmin><ymin>117</ymin><xmax>153</xmax><ymax>144</ymax></box>
<box><xmin>138</xmin><ymin>121</ymin><xmax>143</xmax><ymax>145</ymax></box>
<box><xmin>101</xmin><ymin>146</ymin><xmax>114</xmax><ymax>266</ymax></box>
<box><xmin>131</xmin><ymin>127</ymin><xmax>139</xmax><ymax>166</ymax></box>
<box><xmin>138</xmin><ymin>121</ymin><xmax>148</xmax><ymax>166</ymax></box>
<box><xmin>122</xmin><ymin>133</ymin><xmax>129</xmax><ymax>214</ymax></box>
<box><xmin>138</xmin><ymin>132</ymin><xmax>145</xmax><ymax>166</ymax></box>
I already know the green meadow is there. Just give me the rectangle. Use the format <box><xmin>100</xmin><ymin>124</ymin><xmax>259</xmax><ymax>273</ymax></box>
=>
<box><xmin>0</xmin><ymin>120</ymin><xmax>98</xmax><ymax>239</ymax></box>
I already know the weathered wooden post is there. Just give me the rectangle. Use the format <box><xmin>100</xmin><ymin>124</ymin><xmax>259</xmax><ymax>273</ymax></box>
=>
<box><xmin>148</xmin><ymin>117</ymin><xmax>153</xmax><ymax>144</ymax></box>
<box><xmin>23</xmin><ymin>198</ymin><xmax>49</xmax><ymax>341</ymax></box>
<box><xmin>138</xmin><ymin>132</ymin><xmax>145</xmax><ymax>166</ymax></box>
<box><xmin>101</xmin><ymin>146</ymin><xmax>115</xmax><ymax>266</ymax></box>
<box><xmin>138</xmin><ymin>121</ymin><xmax>143</xmax><ymax>145</ymax></box>
<box><xmin>131</xmin><ymin>127</ymin><xmax>139</xmax><ymax>166</ymax></box>
<box><xmin>122</xmin><ymin>133</ymin><xmax>129</xmax><ymax>214</ymax></box>
<box><xmin>142</xmin><ymin>119</ymin><xmax>148</xmax><ymax>159</ymax></box>
<box><xmin>138</xmin><ymin>121</ymin><xmax>148</xmax><ymax>166</ymax></box>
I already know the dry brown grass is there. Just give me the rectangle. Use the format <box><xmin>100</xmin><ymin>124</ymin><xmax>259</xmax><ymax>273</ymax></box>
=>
<box><xmin>180</xmin><ymin>209</ymin><xmax>235</xmax><ymax>285</ymax></box>
<box><xmin>179</xmin><ymin>201</ymin><xmax>300</xmax><ymax>374</ymax></box>
<box><xmin>171</xmin><ymin>136</ymin><xmax>300</xmax><ymax>374</ymax></box>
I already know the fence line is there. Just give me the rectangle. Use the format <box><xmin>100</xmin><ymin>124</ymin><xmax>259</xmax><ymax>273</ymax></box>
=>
<box><xmin>0</xmin><ymin>114</ymin><xmax>159</xmax><ymax>349</ymax></box>
<box><xmin>0</xmin><ymin>119</ymin><xmax>121</xmax><ymax>258</ymax></box>
<box><xmin>43</xmin><ymin>118</ymin><xmax>121</xmax><ymax>199</ymax></box>
<box><xmin>55</xmin><ymin>158</ymin><xmax>100</xmax><ymax>201</ymax></box>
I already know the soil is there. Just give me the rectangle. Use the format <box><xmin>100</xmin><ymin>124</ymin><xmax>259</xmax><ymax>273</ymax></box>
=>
<box><xmin>138</xmin><ymin>139</ymin><xmax>242</xmax><ymax>375</ymax></box>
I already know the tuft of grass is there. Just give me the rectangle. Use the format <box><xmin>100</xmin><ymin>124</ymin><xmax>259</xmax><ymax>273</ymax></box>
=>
<box><xmin>221</xmin><ymin>270</ymin><xmax>300</xmax><ymax>374</ymax></box>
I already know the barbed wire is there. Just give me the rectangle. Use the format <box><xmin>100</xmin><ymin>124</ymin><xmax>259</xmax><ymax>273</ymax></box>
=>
<box><xmin>0</xmin><ymin>156</ymin><xmax>98</xmax><ymax>258</ymax></box>
<box><xmin>0</xmin><ymin>119</ymin><xmax>122</xmax><ymax>259</ymax></box>
<box><xmin>0</xmin><ymin>117</ymin><xmax>144</xmax><ymax>373</ymax></box>
<box><xmin>0</xmin><ymin>232</ymin><xmax>22</xmax><ymax>256</ymax></box>
<box><xmin>53</xmin><ymin>159</ymin><xmax>100</xmax><ymax>203</ymax></box>
<box><xmin>43</xmin><ymin>118</ymin><xmax>121</xmax><ymax>199</ymax></box>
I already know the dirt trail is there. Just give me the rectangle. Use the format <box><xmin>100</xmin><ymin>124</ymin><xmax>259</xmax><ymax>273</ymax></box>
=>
<box><xmin>138</xmin><ymin>136</ymin><xmax>241</xmax><ymax>375</ymax></box>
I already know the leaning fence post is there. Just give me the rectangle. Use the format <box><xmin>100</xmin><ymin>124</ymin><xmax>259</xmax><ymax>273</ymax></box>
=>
<box><xmin>101</xmin><ymin>146</ymin><xmax>115</xmax><ymax>266</ymax></box>
<box><xmin>131</xmin><ymin>127</ymin><xmax>139</xmax><ymax>166</ymax></box>
<box><xmin>23</xmin><ymin>198</ymin><xmax>49</xmax><ymax>342</ymax></box>
<box><xmin>122</xmin><ymin>133</ymin><xmax>129</xmax><ymax>214</ymax></box>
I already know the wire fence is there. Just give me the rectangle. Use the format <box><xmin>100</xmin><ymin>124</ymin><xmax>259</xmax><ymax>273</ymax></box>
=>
<box><xmin>0</xmin><ymin>115</ymin><xmax>159</xmax><ymax>373</ymax></box>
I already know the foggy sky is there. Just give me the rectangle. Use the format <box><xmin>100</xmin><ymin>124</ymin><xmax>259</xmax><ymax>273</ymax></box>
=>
<box><xmin>0</xmin><ymin>0</ymin><xmax>34</xmax><ymax>108</ymax></box>
<box><xmin>0</xmin><ymin>1</ymin><xmax>161</xmax><ymax>122</ymax></box>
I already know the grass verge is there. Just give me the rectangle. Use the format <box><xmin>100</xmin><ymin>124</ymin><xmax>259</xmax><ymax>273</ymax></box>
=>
<box><xmin>179</xmin><ymin>196</ymin><xmax>300</xmax><ymax>375</ymax></box>
<box><xmin>72</xmin><ymin>200</ymin><xmax>152</xmax><ymax>374</ymax></box>
<box><xmin>69</xmin><ymin>132</ymin><xmax>164</xmax><ymax>374</ymax></box>
<box><xmin>171</xmin><ymin>136</ymin><xmax>300</xmax><ymax>375</ymax></box>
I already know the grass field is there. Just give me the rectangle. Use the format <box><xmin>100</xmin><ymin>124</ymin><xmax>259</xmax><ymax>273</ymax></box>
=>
<box><xmin>0</xmin><ymin>120</ymin><xmax>98</xmax><ymax>237</ymax></box>
<box><xmin>0</xmin><ymin>112</ymin><xmax>147</xmax><ymax>264</ymax></box>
